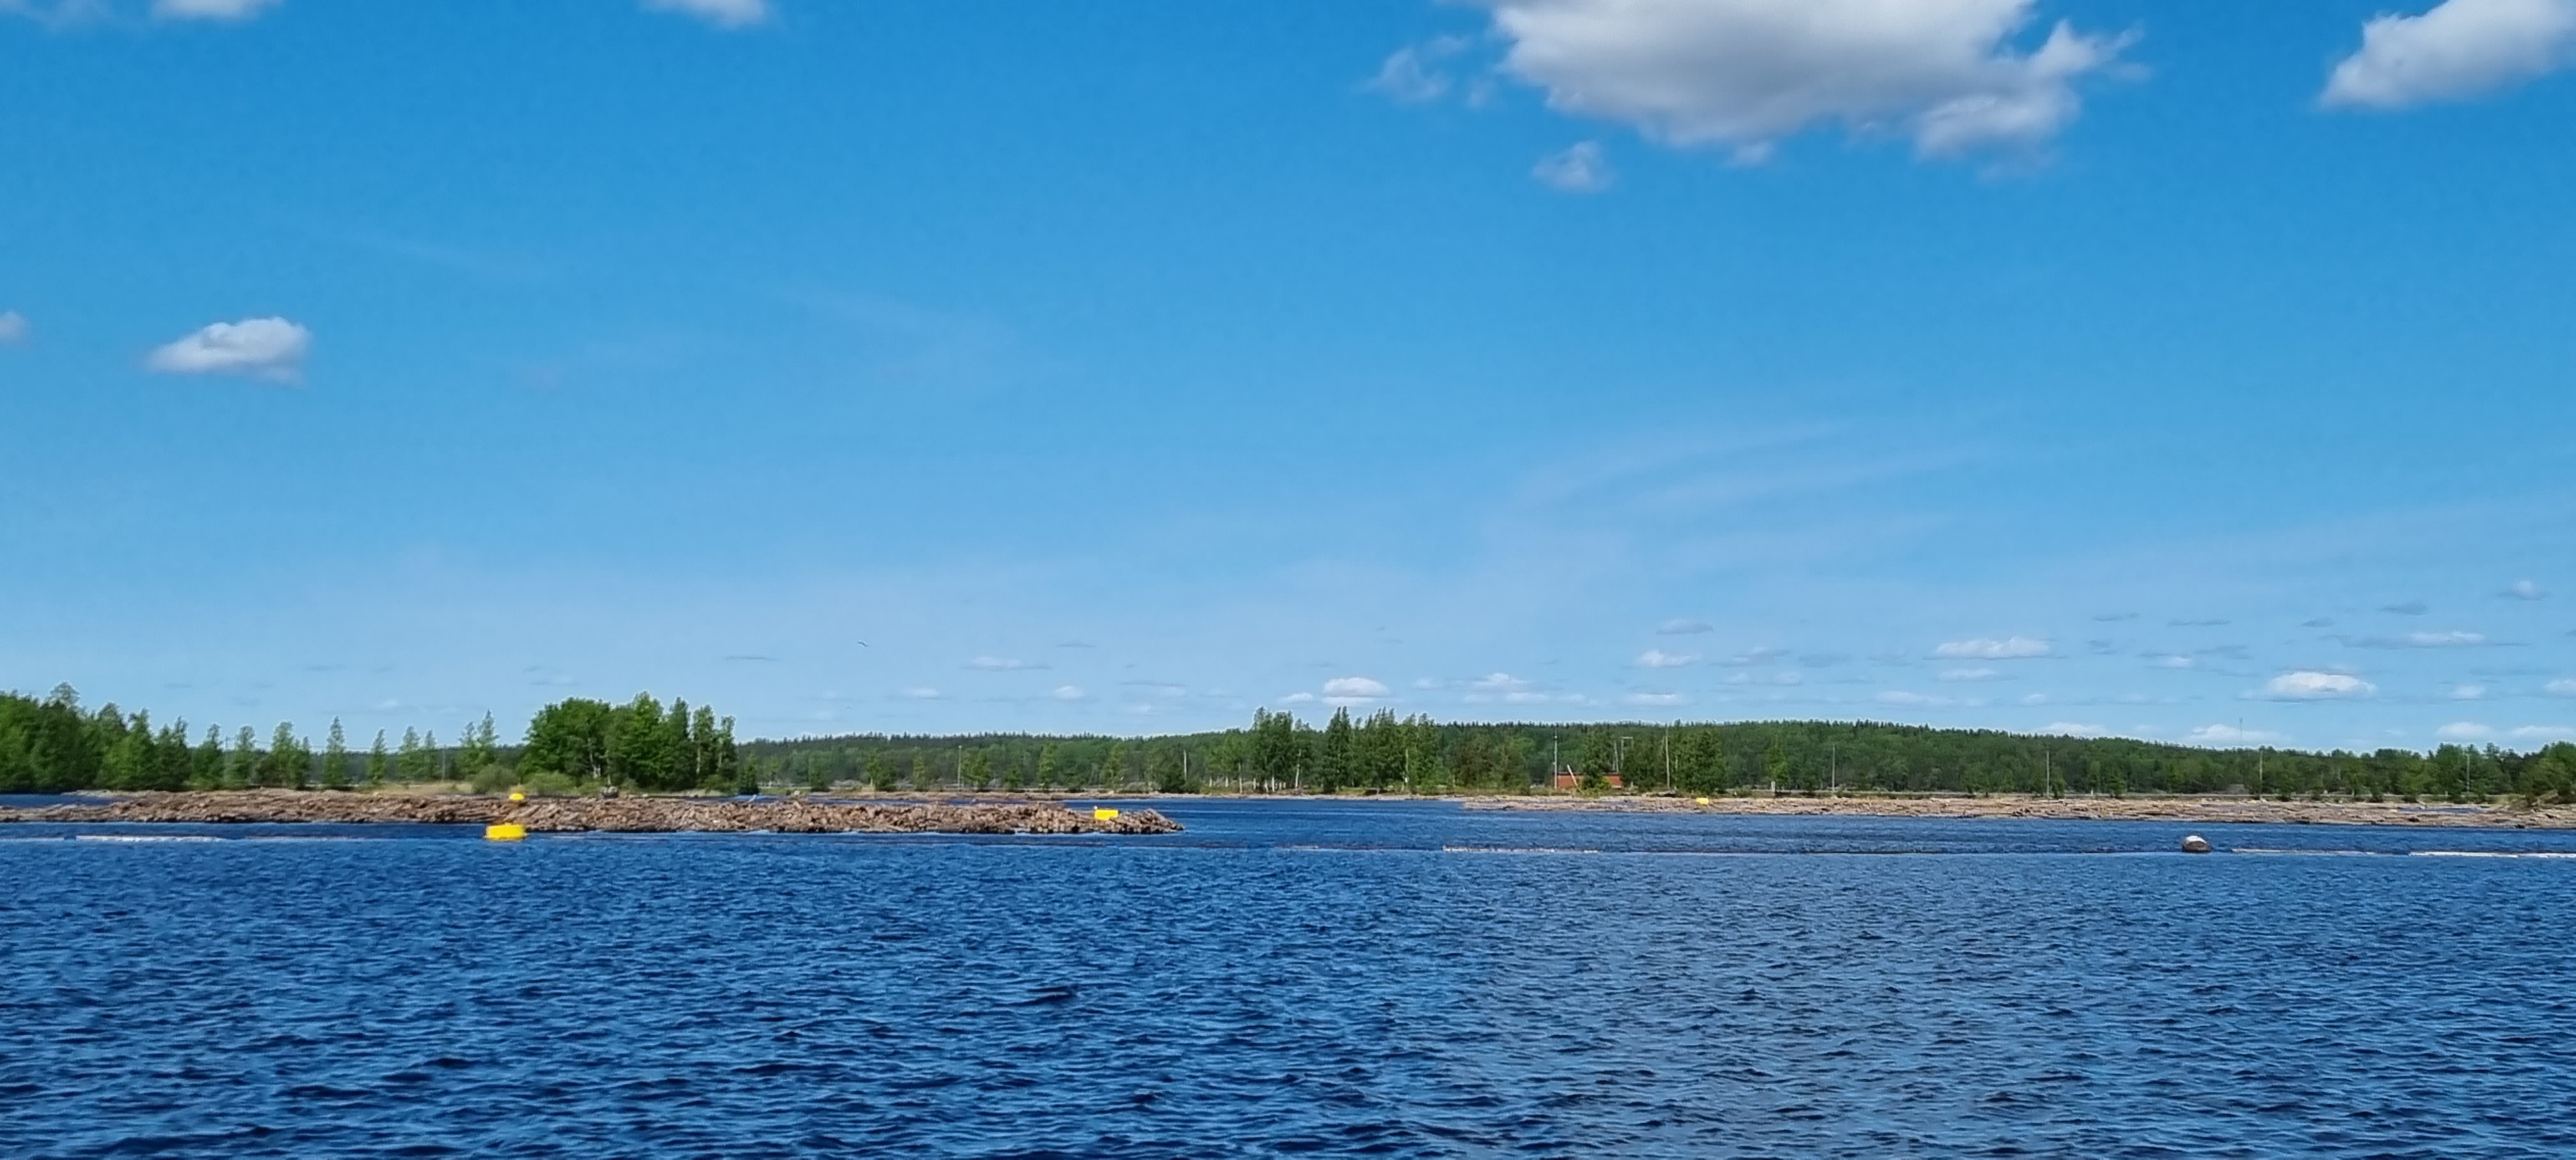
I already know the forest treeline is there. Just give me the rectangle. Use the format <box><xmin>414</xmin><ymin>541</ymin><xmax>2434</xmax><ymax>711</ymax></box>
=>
<box><xmin>8</xmin><ymin>684</ymin><xmax>2576</xmax><ymax>804</ymax></box>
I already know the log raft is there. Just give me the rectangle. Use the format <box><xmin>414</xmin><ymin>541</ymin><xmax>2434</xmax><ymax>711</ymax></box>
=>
<box><xmin>0</xmin><ymin>791</ymin><xmax>1183</xmax><ymax>836</ymax></box>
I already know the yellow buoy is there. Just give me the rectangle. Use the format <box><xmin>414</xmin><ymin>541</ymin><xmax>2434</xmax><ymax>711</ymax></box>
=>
<box><xmin>1695</xmin><ymin>797</ymin><xmax>1712</xmax><ymax>806</ymax></box>
<box><xmin>484</xmin><ymin>823</ymin><xmax>527</xmax><ymax>842</ymax></box>
<box><xmin>1091</xmin><ymin>807</ymin><xmax>1121</xmax><ymax>821</ymax></box>
<box><xmin>508</xmin><ymin>791</ymin><xmax>525</xmax><ymax>802</ymax></box>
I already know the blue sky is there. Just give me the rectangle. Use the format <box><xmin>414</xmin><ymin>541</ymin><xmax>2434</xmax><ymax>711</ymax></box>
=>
<box><xmin>3</xmin><ymin>0</ymin><xmax>2572</xmax><ymax>752</ymax></box>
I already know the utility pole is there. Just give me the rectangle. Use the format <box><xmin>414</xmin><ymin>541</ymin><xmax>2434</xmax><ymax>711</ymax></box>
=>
<box><xmin>1551</xmin><ymin>737</ymin><xmax>1560</xmax><ymax>793</ymax></box>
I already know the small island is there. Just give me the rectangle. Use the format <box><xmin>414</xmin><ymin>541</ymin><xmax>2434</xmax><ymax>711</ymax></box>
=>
<box><xmin>0</xmin><ymin>791</ymin><xmax>1183</xmax><ymax>836</ymax></box>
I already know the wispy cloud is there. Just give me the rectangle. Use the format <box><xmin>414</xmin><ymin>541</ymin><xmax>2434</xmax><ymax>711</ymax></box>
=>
<box><xmin>2340</xmin><ymin>630</ymin><xmax>2490</xmax><ymax>649</ymax></box>
<box><xmin>153</xmin><ymin>0</ymin><xmax>282</xmax><ymax>21</ymax></box>
<box><xmin>1933</xmin><ymin>636</ymin><xmax>2051</xmax><ymax>660</ymax></box>
<box><xmin>1937</xmin><ymin>667</ymin><xmax>2006</xmax><ymax>682</ymax></box>
<box><xmin>898</xmin><ymin>687</ymin><xmax>941</xmax><ymax>700</ymax></box>
<box><xmin>2437</xmin><ymin>722</ymin><xmax>2495</xmax><ymax>741</ymax></box>
<box><xmin>1635</xmin><ymin>648</ymin><xmax>1697</xmax><ymax>669</ymax></box>
<box><xmin>1657</xmin><ymin>618</ymin><xmax>1714</xmax><ymax>636</ymax></box>
<box><xmin>2380</xmin><ymin>600</ymin><xmax>2430</xmax><ymax>616</ymax></box>
<box><xmin>642</xmin><ymin>0</ymin><xmax>769</xmax><ymax>29</ymax></box>
<box><xmin>1532</xmin><ymin>141</ymin><xmax>1614</xmax><ymax>193</ymax></box>
<box><xmin>963</xmin><ymin>656</ymin><xmax>1046</xmax><ymax>671</ymax></box>
<box><xmin>0</xmin><ymin>310</ymin><xmax>26</xmax><ymax>346</ymax></box>
<box><xmin>1364</xmin><ymin>34</ymin><xmax>1475</xmax><ymax>103</ymax></box>
<box><xmin>1625</xmin><ymin>691</ymin><xmax>1687</xmax><ymax>707</ymax></box>
<box><xmin>2041</xmin><ymin>722</ymin><xmax>2106</xmax><ymax>738</ymax></box>
<box><xmin>2503</xmin><ymin>579</ymin><xmax>2549</xmax><ymax>600</ymax></box>
<box><xmin>2188</xmin><ymin>723</ymin><xmax>2286</xmax><ymax>746</ymax></box>
<box><xmin>1050</xmin><ymin>685</ymin><xmax>1087</xmax><ymax>702</ymax></box>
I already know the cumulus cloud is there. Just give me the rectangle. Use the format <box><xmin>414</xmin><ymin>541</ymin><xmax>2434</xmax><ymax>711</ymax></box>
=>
<box><xmin>2322</xmin><ymin>0</ymin><xmax>2576</xmax><ymax>109</ymax></box>
<box><xmin>146</xmin><ymin>317</ymin><xmax>310</xmax><ymax>381</ymax></box>
<box><xmin>642</xmin><ymin>0</ymin><xmax>769</xmax><ymax>28</ymax></box>
<box><xmin>963</xmin><ymin>655</ymin><xmax>1045</xmax><ymax>671</ymax></box>
<box><xmin>1366</xmin><ymin>34</ymin><xmax>1475</xmax><ymax>102</ymax></box>
<box><xmin>1322</xmin><ymin>676</ymin><xmax>1391</xmax><ymax>705</ymax></box>
<box><xmin>1657</xmin><ymin>619</ymin><xmax>1714</xmax><ymax>636</ymax></box>
<box><xmin>2188</xmin><ymin>723</ymin><xmax>2286</xmax><ymax>746</ymax></box>
<box><xmin>2437</xmin><ymin>721</ymin><xmax>2496</xmax><ymax>741</ymax></box>
<box><xmin>2504</xmin><ymin>579</ymin><xmax>2550</xmax><ymax>600</ymax></box>
<box><xmin>1934</xmin><ymin>636</ymin><xmax>2051</xmax><ymax>660</ymax></box>
<box><xmin>2251</xmin><ymin>671</ymin><xmax>2378</xmax><ymax>701</ymax></box>
<box><xmin>1533</xmin><ymin>141</ymin><xmax>1614</xmax><ymax>192</ymax></box>
<box><xmin>1636</xmin><ymin>648</ymin><xmax>1697</xmax><ymax>669</ymax></box>
<box><xmin>153</xmin><ymin>0</ymin><xmax>283</xmax><ymax>20</ymax></box>
<box><xmin>0</xmin><ymin>310</ymin><xmax>26</xmax><ymax>345</ymax></box>
<box><xmin>1469</xmin><ymin>0</ymin><xmax>2129</xmax><ymax>160</ymax></box>
<box><xmin>1050</xmin><ymin>685</ymin><xmax>1086</xmax><ymax>702</ymax></box>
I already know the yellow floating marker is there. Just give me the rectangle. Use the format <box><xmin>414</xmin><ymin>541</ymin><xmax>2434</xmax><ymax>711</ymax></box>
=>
<box><xmin>1091</xmin><ymin>807</ymin><xmax>1121</xmax><ymax>821</ymax></box>
<box><xmin>1695</xmin><ymin>797</ymin><xmax>1712</xmax><ymax>806</ymax></box>
<box><xmin>508</xmin><ymin>791</ymin><xmax>526</xmax><ymax>802</ymax></box>
<box><xmin>484</xmin><ymin>823</ymin><xmax>527</xmax><ymax>842</ymax></box>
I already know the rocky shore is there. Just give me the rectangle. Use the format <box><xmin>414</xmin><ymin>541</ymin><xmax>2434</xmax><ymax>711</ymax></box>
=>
<box><xmin>0</xmin><ymin>791</ymin><xmax>1183</xmax><ymax>836</ymax></box>
<box><xmin>1462</xmin><ymin>792</ymin><xmax>2576</xmax><ymax>828</ymax></box>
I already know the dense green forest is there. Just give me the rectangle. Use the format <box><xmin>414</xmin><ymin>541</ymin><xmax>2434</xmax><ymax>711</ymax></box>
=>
<box><xmin>6</xmin><ymin>684</ymin><xmax>2574</xmax><ymax>803</ymax></box>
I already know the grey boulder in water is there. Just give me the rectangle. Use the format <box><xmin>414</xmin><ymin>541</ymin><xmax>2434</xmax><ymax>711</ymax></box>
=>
<box><xmin>2180</xmin><ymin>834</ymin><xmax>2212</xmax><ymax>854</ymax></box>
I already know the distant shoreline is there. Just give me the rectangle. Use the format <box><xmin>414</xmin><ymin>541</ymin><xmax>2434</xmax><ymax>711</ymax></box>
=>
<box><xmin>1448</xmin><ymin>792</ymin><xmax>2576</xmax><ymax>828</ymax></box>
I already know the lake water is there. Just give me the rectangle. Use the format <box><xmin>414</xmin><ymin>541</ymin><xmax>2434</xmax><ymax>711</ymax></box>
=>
<box><xmin>4</xmin><ymin>799</ymin><xmax>2572</xmax><ymax>1157</ymax></box>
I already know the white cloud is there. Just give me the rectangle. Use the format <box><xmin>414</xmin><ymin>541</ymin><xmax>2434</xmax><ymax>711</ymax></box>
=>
<box><xmin>2252</xmin><ymin>671</ymin><xmax>2378</xmax><ymax>701</ymax></box>
<box><xmin>1470</xmin><ymin>0</ymin><xmax>2128</xmax><ymax>160</ymax></box>
<box><xmin>963</xmin><ymin>655</ymin><xmax>1043</xmax><ymax>671</ymax></box>
<box><xmin>2188</xmin><ymin>723</ymin><xmax>2286</xmax><ymax>747</ymax></box>
<box><xmin>145</xmin><ymin>317</ymin><xmax>310</xmax><ymax>381</ymax></box>
<box><xmin>2041</xmin><ymin>722</ymin><xmax>2105</xmax><ymax>737</ymax></box>
<box><xmin>2511</xmin><ymin>725</ymin><xmax>2576</xmax><ymax>741</ymax></box>
<box><xmin>2504</xmin><ymin>578</ymin><xmax>2550</xmax><ymax>600</ymax></box>
<box><xmin>2150</xmin><ymin>654</ymin><xmax>2195</xmax><ymax>669</ymax></box>
<box><xmin>2437</xmin><ymin>721</ymin><xmax>2496</xmax><ymax>741</ymax></box>
<box><xmin>0</xmin><ymin>310</ymin><xmax>26</xmax><ymax>345</ymax></box>
<box><xmin>2546</xmin><ymin>678</ymin><xmax>2576</xmax><ymax>697</ymax></box>
<box><xmin>642</xmin><ymin>0</ymin><xmax>769</xmax><ymax>29</ymax></box>
<box><xmin>1625</xmin><ymin>691</ymin><xmax>1687</xmax><ymax>707</ymax></box>
<box><xmin>1533</xmin><ymin>141</ymin><xmax>1614</xmax><ymax>192</ymax></box>
<box><xmin>1724</xmin><ymin>669</ymin><xmax>1803</xmax><ymax>687</ymax></box>
<box><xmin>1280</xmin><ymin>692</ymin><xmax>1318</xmax><ymax>705</ymax></box>
<box><xmin>1935</xmin><ymin>636</ymin><xmax>2051</xmax><ymax>659</ymax></box>
<box><xmin>2452</xmin><ymin>683</ymin><xmax>2490</xmax><ymax>701</ymax></box>
<box><xmin>1322</xmin><ymin>676</ymin><xmax>1391</xmax><ymax>704</ymax></box>
<box><xmin>153</xmin><ymin>0</ymin><xmax>282</xmax><ymax>20</ymax></box>
<box><xmin>1878</xmin><ymin>690</ymin><xmax>1959</xmax><ymax>707</ymax></box>
<box><xmin>1636</xmin><ymin>648</ymin><xmax>1697</xmax><ymax>669</ymax></box>
<box><xmin>2345</xmin><ymin>630</ymin><xmax>2489</xmax><ymax>649</ymax></box>
<box><xmin>1366</xmin><ymin>35</ymin><xmax>1473</xmax><ymax>102</ymax></box>
<box><xmin>898</xmin><ymin>687</ymin><xmax>941</xmax><ymax>700</ymax></box>
<box><xmin>2322</xmin><ymin>0</ymin><xmax>2576</xmax><ymax>109</ymax></box>
<box><xmin>1938</xmin><ymin>667</ymin><xmax>2005</xmax><ymax>682</ymax></box>
<box><xmin>1050</xmin><ymin>685</ymin><xmax>1086</xmax><ymax>702</ymax></box>
<box><xmin>1657</xmin><ymin>619</ymin><xmax>1714</xmax><ymax>636</ymax></box>
<box><xmin>1464</xmin><ymin>673</ymin><xmax>1565</xmax><ymax>705</ymax></box>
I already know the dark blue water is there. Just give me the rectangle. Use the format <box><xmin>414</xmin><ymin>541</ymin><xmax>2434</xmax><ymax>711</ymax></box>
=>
<box><xmin>5</xmin><ymin>800</ymin><xmax>2573</xmax><ymax>1157</ymax></box>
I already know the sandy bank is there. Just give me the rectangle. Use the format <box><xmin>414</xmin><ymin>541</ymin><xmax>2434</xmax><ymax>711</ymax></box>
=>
<box><xmin>1459</xmin><ymin>793</ymin><xmax>2576</xmax><ymax>828</ymax></box>
<box><xmin>0</xmin><ymin>791</ymin><xmax>1183</xmax><ymax>836</ymax></box>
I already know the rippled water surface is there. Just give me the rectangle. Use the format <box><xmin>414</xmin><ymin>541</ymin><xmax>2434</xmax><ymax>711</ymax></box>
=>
<box><xmin>6</xmin><ymin>800</ymin><xmax>2574</xmax><ymax>1157</ymax></box>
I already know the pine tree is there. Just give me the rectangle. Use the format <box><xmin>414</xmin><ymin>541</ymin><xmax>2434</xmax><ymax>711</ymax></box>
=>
<box><xmin>322</xmin><ymin>719</ymin><xmax>350</xmax><ymax>790</ymax></box>
<box><xmin>229</xmin><ymin>726</ymin><xmax>257</xmax><ymax>789</ymax></box>
<box><xmin>270</xmin><ymin>722</ymin><xmax>304</xmax><ymax>789</ymax></box>
<box><xmin>365</xmin><ymin>730</ymin><xmax>389</xmax><ymax>788</ymax></box>
<box><xmin>397</xmin><ymin>727</ymin><xmax>427</xmax><ymax>784</ymax></box>
<box><xmin>865</xmin><ymin>751</ymin><xmax>894</xmax><ymax>793</ymax></box>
